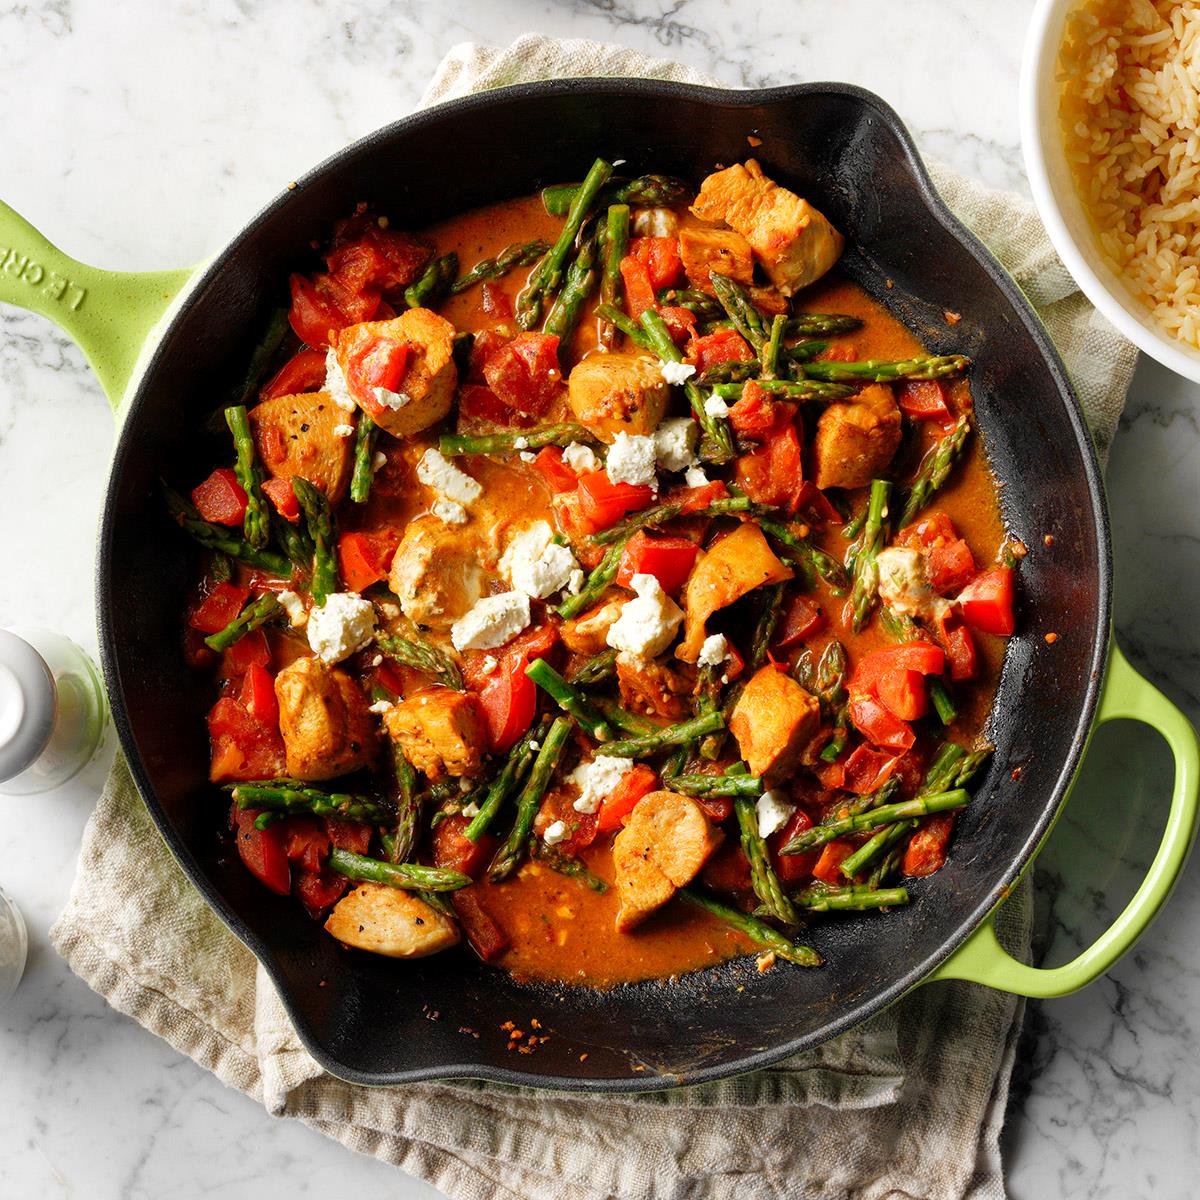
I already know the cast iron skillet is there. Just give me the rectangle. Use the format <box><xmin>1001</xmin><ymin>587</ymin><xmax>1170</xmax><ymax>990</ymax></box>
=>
<box><xmin>0</xmin><ymin>81</ymin><xmax>1130</xmax><ymax>1088</ymax></box>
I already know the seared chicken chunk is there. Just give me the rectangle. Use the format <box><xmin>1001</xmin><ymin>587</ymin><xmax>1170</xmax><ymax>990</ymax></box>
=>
<box><xmin>729</xmin><ymin>667</ymin><xmax>821</xmax><ymax>782</ymax></box>
<box><xmin>613</xmin><ymin>791</ymin><xmax>723</xmax><ymax>931</ymax></box>
<box><xmin>325</xmin><ymin>884</ymin><xmax>460</xmax><ymax>958</ymax></box>
<box><xmin>274</xmin><ymin>655</ymin><xmax>379</xmax><ymax>781</ymax></box>
<box><xmin>561</xmin><ymin>597</ymin><xmax>627</xmax><ymax>656</ymax></box>
<box><xmin>567</xmin><ymin>351</ymin><xmax>670</xmax><ymax>443</ymax></box>
<box><xmin>691</xmin><ymin>159</ymin><xmax>844</xmax><ymax>295</ymax></box>
<box><xmin>249</xmin><ymin>390</ymin><xmax>353</xmax><ymax>503</ymax></box>
<box><xmin>388</xmin><ymin>515</ymin><xmax>488</xmax><ymax>631</ymax></box>
<box><xmin>615</xmin><ymin>652</ymin><xmax>693</xmax><ymax>720</ymax></box>
<box><xmin>812</xmin><ymin>383</ymin><xmax>902</xmax><ymax>490</ymax></box>
<box><xmin>678</xmin><ymin>523</ymin><xmax>792</xmax><ymax>661</ymax></box>
<box><xmin>383</xmin><ymin>688</ymin><xmax>485</xmax><ymax>781</ymax></box>
<box><xmin>678</xmin><ymin>226</ymin><xmax>755</xmax><ymax>294</ymax></box>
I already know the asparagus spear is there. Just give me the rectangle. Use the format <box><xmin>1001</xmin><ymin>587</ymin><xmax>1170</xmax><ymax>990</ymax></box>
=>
<box><xmin>450</xmin><ymin>240</ymin><xmax>550</xmax><ymax>295</ymax></box>
<box><xmin>164</xmin><ymin>486</ymin><xmax>291</xmax><ymax>577</ymax></box>
<box><xmin>541</xmin><ymin>174</ymin><xmax>689</xmax><ymax>216</ymax></box>
<box><xmin>544</xmin><ymin>224</ymin><xmax>600</xmax><ymax>344</ymax></box>
<box><xmin>735</xmin><ymin>796</ymin><xmax>798</xmax><ymax>924</ymax></box>
<box><xmin>590</xmin><ymin>495</ymin><xmax>751</xmax><ymax>545</ymax></box>
<box><xmin>464</xmin><ymin>718</ymin><xmax>550</xmax><ymax>842</ymax></box>
<box><xmin>791</xmin><ymin>884</ymin><xmax>909</xmax><ymax>912</ymax></box>
<box><xmin>350</xmin><ymin>413</ymin><xmax>379</xmax><ymax>504</ymax></box>
<box><xmin>385</xmin><ymin>730</ymin><xmax>422</xmax><ymax>864</ymax></box>
<box><xmin>234</xmin><ymin>305</ymin><xmax>290</xmax><ymax>405</ymax></box>
<box><xmin>749</xmin><ymin>582</ymin><xmax>786</xmax><ymax>670</ymax></box>
<box><xmin>656</xmin><ymin>287</ymin><xmax>724</xmax><ymax>320</ymax></box>
<box><xmin>879</xmin><ymin>606</ymin><xmax>957</xmax><ymax>724</ymax></box>
<box><xmin>290</xmin><ymin>477</ymin><xmax>338</xmax><ymax>605</ymax></box>
<box><xmin>896</xmin><ymin>415</ymin><xmax>972</xmax><ymax>529</ymax></box>
<box><xmin>786</xmin><ymin>313</ymin><xmax>863</xmax><ymax>337</ymax></box>
<box><xmin>519</xmin><ymin>157</ymin><xmax>612</xmax><ymax>329</ymax></box>
<box><xmin>709</xmin><ymin>379</ymin><xmax>856</xmax><ymax>402</ymax></box>
<box><xmin>761</xmin><ymin>313</ymin><xmax>788</xmax><ymax>380</ymax></box>
<box><xmin>489</xmin><ymin>716</ymin><xmax>572</xmax><ymax>881</ymax></box>
<box><xmin>788</xmin><ymin>339</ymin><xmax>831</xmax><ymax>363</ymax></box>
<box><xmin>532</xmin><ymin>843</ymin><xmax>609</xmax><ymax>892</ymax></box>
<box><xmin>758</xmin><ymin>518</ymin><xmax>850</xmax><ymax>590</ymax></box>
<box><xmin>556</xmin><ymin>531</ymin><xmax>633</xmax><ymax>620</ymax></box>
<box><xmin>274</xmin><ymin>511</ymin><xmax>316</xmax><ymax>574</ymax></box>
<box><xmin>598</xmin><ymin>204</ymin><xmax>630</xmax><ymax>349</ymax></box>
<box><xmin>600</xmin><ymin>711</ymin><xmax>724</xmax><ymax>759</ymax></box>
<box><xmin>593</xmin><ymin>696</ymin><xmax>660</xmax><ymax>737</ymax></box>
<box><xmin>638</xmin><ymin>307</ymin><xmax>736</xmax><ymax>463</ymax></box>
<box><xmin>203</xmin><ymin>593</ymin><xmax>282</xmax><ymax>652</ymax></box>
<box><xmin>697</xmin><ymin>359</ymin><xmax>762</xmax><ymax>386</ymax></box>
<box><xmin>849</xmin><ymin>479</ymin><xmax>892</xmax><ymax>632</ymax></box>
<box><xmin>709</xmin><ymin>272</ymin><xmax>769</xmax><ymax>351</ymax></box>
<box><xmin>404</xmin><ymin>252</ymin><xmax>458</xmax><ymax>309</ymax></box>
<box><xmin>328</xmin><ymin>848</ymin><xmax>471</xmax><ymax>892</ymax></box>
<box><xmin>375</xmin><ymin>633</ymin><xmax>463</xmax><ymax>691</ymax></box>
<box><xmin>669</xmin><ymin>774</ymin><xmax>764</xmax><ymax>797</ymax></box>
<box><xmin>567</xmin><ymin>647</ymin><xmax>618</xmax><ymax>687</ymax></box>
<box><xmin>679</xmin><ymin>889</ymin><xmax>822</xmax><ymax>967</ymax></box>
<box><xmin>231</xmin><ymin>782</ymin><xmax>393</xmax><ymax>825</ymax></box>
<box><xmin>801</xmin><ymin>354</ymin><xmax>970</xmax><ymax>383</ymax></box>
<box><xmin>780</xmin><ymin>789</ymin><xmax>970</xmax><ymax>854</ymax></box>
<box><xmin>223</xmin><ymin>405</ymin><xmax>271</xmax><ymax>550</ymax></box>
<box><xmin>525</xmin><ymin>658</ymin><xmax>612</xmax><ymax>741</ymax></box>
<box><xmin>439</xmin><ymin>423</ymin><xmax>595</xmax><ymax>458</ymax></box>
<box><xmin>594</xmin><ymin>302</ymin><xmax>654</xmax><ymax>351</ymax></box>
<box><xmin>867</xmin><ymin>845</ymin><xmax>906</xmax><ymax>889</ymax></box>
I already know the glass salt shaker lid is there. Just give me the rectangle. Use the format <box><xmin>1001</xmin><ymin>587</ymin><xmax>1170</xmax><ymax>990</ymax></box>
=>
<box><xmin>0</xmin><ymin>630</ymin><xmax>57</xmax><ymax>785</ymax></box>
<box><xmin>0</xmin><ymin>886</ymin><xmax>27</xmax><ymax>1003</ymax></box>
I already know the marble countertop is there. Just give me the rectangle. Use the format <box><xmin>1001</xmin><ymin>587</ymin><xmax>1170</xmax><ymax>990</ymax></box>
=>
<box><xmin>1</xmin><ymin>2</ymin><xmax>1197</xmax><ymax>1196</ymax></box>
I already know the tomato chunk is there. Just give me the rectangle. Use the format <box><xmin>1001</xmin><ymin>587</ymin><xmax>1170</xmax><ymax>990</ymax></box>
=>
<box><xmin>188</xmin><ymin>582</ymin><xmax>250</xmax><ymax>635</ymax></box>
<box><xmin>325</xmin><ymin>216</ymin><xmax>429</xmax><ymax>293</ymax></box>
<box><xmin>734</xmin><ymin>422</ymin><xmax>804</xmax><ymax>513</ymax></box>
<box><xmin>483</xmin><ymin>332</ymin><xmax>562</xmax><ymax>418</ymax></box>
<box><xmin>433</xmin><ymin>815</ymin><xmax>497</xmax><ymax>878</ymax></box>
<box><xmin>337</xmin><ymin>530</ymin><xmax>398</xmax><ymax>594</ymax></box>
<box><xmin>532</xmin><ymin>446</ymin><xmax>578</xmax><ymax>493</ymax></box>
<box><xmin>342</xmin><ymin>334</ymin><xmax>410</xmax><ymax>418</ymax></box>
<box><xmin>477</xmin><ymin>657</ymin><xmax>538</xmax><ymax>753</ymax></box>
<box><xmin>898</xmin><ymin>511</ymin><xmax>976</xmax><ymax>595</ymax></box>
<box><xmin>686</xmin><ymin>328</ymin><xmax>753</xmax><ymax>372</ymax></box>
<box><xmin>841</xmin><ymin>744</ymin><xmax>900</xmax><ymax>795</ymax></box>
<box><xmin>616</xmin><ymin>531</ymin><xmax>700</xmax><ymax>596</ymax></box>
<box><xmin>324</xmin><ymin>817</ymin><xmax>373</xmax><ymax>854</ymax></box>
<box><xmin>619</xmin><ymin>255</ymin><xmax>657</xmax><ymax>320</ymax></box>
<box><xmin>231</xmin><ymin>805</ymin><xmax>291</xmax><ymax>896</ymax></box>
<box><xmin>903</xmin><ymin>813</ymin><xmax>956</xmax><ymax>877</ymax></box>
<box><xmin>897</xmin><ymin>379</ymin><xmax>953</xmax><ymax>424</ymax></box>
<box><xmin>812</xmin><ymin>840</ymin><xmax>855</xmax><ymax>884</ymax></box>
<box><xmin>191</xmin><ymin>468</ymin><xmax>248</xmax><ymax>526</ymax></box>
<box><xmin>284</xmin><ymin>816</ymin><xmax>331</xmax><ymax>874</ymax></box>
<box><xmin>769</xmin><ymin>809</ymin><xmax>820</xmax><ymax>882</ymax></box>
<box><xmin>239</xmin><ymin>662</ymin><xmax>279</xmax><ymax>726</ymax></box>
<box><xmin>774</xmin><ymin>595</ymin><xmax>825</xmax><ymax>648</ymax></box>
<box><xmin>937</xmin><ymin>606</ymin><xmax>979</xmax><ymax>682</ymax></box>
<box><xmin>849</xmin><ymin>692</ymin><xmax>915</xmax><ymax>753</ymax></box>
<box><xmin>596</xmin><ymin>764</ymin><xmax>658</xmax><ymax>832</ymax></box>
<box><xmin>208</xmin><ymin>691</ymin><xmax>285</xmax><ymax>783</ymax></box>
<box><xmin>852</xmin><ymin>642</ymin><xmax>944</xmax><ymax>722</ymax></box>
<box><xmin>575</xmin><ymin>470</ymin><xmax>654</xmax><ymax>534</ymax></box>
<box><xmin>727</xmin><ymin>381</ymin><xmax>794</xmax><ymax>441</ymax></box>
<box><xmin>219</xmin><ymin>628</ymin><xmax>271</xmax><ymax>680</ymax></box>
<box><xmin>288</xmin><ymin>271</ymin><xmax>380</xmax><ymax>348</ymax></box>
<box><xmin>261</xmin><ymin>476</ymin><xmax>300</xmax><ymax>523</ymax></box>
<box><xmin>293</xmin><ymin>869</ymin><xmax>348</xmax><ymax>917</ymax></box>
<box><xmin>453</xmin><ymin>891</ymin><xmax>511</xmax><ymax>963</ymax></box>
<box><xmin>260</xmin><ymin>347</ymin><xmax>328</xmax><ymax>401</ymax></box>
<box><xmin>631</xmin><ymin>236</ymin><xmax>684</xmax><ymax>289</ymax></box>
<box><xmin>658</xmin><ymin>305</ymin><xmax>697</xmax><ymax>345</ymax></box>
<box><xmin>957</xmin><ymin>566</ymin><xmax>1016</xmax><ymax>636</ymax></box>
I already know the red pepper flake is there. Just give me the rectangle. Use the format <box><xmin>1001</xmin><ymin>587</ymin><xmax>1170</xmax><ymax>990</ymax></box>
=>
<box><xmin>944</xmin><ymin>310</ymin><xmax>962</xmax><ymax>325</ymax></box>
<box><xmin>459</xmin><ymin>1026</ymin><xmax>480</xmax><ymax>1038</ymax></box>
<box><xmin>1009</xmin><ymin>538</ymin><xmax>1028</xmax><ymax>559</ymax></box>
<box><xmin>287</xmin><ymin>181</ymin><xmax>298</xmax><ymax>191</ymax></box>
<box><xmin>530</xmin><ymin>1018</ymin><xmax>543</xmax><ymax>1030</ymax></box>
<box><xmin>885</xmin><ymin>278</ymin><xmax>894</xmax><ymax>289</ymax></box>
<box><xmin>747</xmin><ymin>134</ymin><xmax>763</xmax><ymax>147</ymax></box>
<box><xmin>1043</xmin><ymin>534</ymin><xmax>1054</xmax><ymax>546</ymax></box>
<box><xmin>1045</xmin><ymin>632</ymin><xmax>1059</xmax><ymax>644</ymax></box>
<box><xmin>1011</xmin><ymin>766</ymin><xmax>1022</xmax><ymax>781</ymax></box>
<box><xmin>500</xmin><ymin>1020</ymin><xmax>515</xmax><ymax>1031</ymax></box>
<box><xmin>756</xmin><ymin>951</ymin><xmax>777</xmax><ymax>973</ymax></box>
<box><xmin>579</xmin><ymin>1052</ymin><xmax>589</xmax><ymax>1062</ymax></box>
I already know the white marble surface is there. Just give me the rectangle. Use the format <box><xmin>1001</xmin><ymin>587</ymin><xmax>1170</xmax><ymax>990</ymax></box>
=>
<box><xmin>0</xmin><ymin>1</ymin><xmax>1197</xmax><ymax>1197</ymax></box>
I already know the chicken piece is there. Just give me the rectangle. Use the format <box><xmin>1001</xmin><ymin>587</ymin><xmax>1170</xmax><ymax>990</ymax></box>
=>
<box><xmin>615</xmin><ymin>651</ymin><xmax>694</xmax><ymax>720</ymax></box>
<box><xmin>677</xmin><ymin>524</ymin><xmax>792</xmax><ymax>661</ymax></box>
<box><xmin>560</xmin><ymin>597</ymin><xmax>627</xmax><ymax>655</ymax></box>
<box><xmin>249</xmin><ymin>390</ymin><xmax>354</xmax><ymax>503</ymax></box>
<box><xmin>612</xmin><ymin>791</ymin><xmax>723</xmax><ymax>931</ymax></box>
<box><xmin>388</xmin><ymin>515</ymin><xmax>488</xmax><ymax>631</ymax></box>
<box><xmin>325</xmin><ymin>884</ymin><xmax>460</xmax><ymax>958</ymax></box>
<box><xmin>678</xmin><ymin>226</ymin><xmax>755</xmax><ymax>294</ymax></box>
<box><xmin>383</xmin><ymin>687</ymin><xmax>485</xmax><ymax>781</ymax></box>
<box><xmin>274</xmin><ymin>655</ymin><xmax>379</xmax><ymax>781</ymax></box>
<box><xmin>690</xmin><ymin>159</ymin><xmax>845</xmax><ymax>296</ymax></box>
<box><xmin>567</xmin><ymin>351</ymin><xmax>670</xmax><ymax>443</ymax></box>
<box><xmin>812</xmin><ymin>383</ymin><xmax>902</xmax><ymax>490</ymax></box>
<box><xmin>729</xmin><ymin>666</ymin><xmax>821</xmax><ymax>783</ymax></box>
<box><xmin>331</xmin><ymin>307</ymin><xmax>457</xmax><ymax>438</ymax></box>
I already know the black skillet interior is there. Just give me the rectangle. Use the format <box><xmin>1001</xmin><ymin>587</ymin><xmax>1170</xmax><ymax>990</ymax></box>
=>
<box><xmin>100</xmin><ymin>80</ymin><xmax>1110</xmax><ymax>1090</ymax></box>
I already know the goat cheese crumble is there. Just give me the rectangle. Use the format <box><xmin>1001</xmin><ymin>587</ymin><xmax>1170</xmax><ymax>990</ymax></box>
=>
<box><xmin>324</xmin><ymin>349</ymin><xmax>357</xmax><ymax>412</ymax></box>
<box><xmin>704</xmin><ymin>394</ymin><xmax>731</xmax><ymax>417</ymax></box>
<box><xmin>756</xmin><ymin>789</ymin><xmax>796</xmax><ymax>839</ymax></box>
<box><xmin>543</xmin><ymin>820</ymin><xmax>568</xmax><ymax>846</ymax></box>
<box><xmin>653</xmin><ymin>417</ymin><xmax>699</xmax><ymax>472</ymax></box>
<box><xmin>563</xmin><ymin>441</ymin><xmax>599</xmax><ymax>474</ymax></box>
<box><xmin>373</xmin><ymin>385</ymin><xmax>411</xmax><ymax>411</ymax></box>
<box><xmin>277</xmin><ymin>589</ymin><xmax>308</xmax><ymax>628</ymax></box>
<box><xmin>876</xmin><ymin>547</ymin><xmax>950</xmax><ymax>624</ymax></box>
<box><xmin>368</xmin><ymin>699</ymin><xmax>393</xmax><ymax>715</ymax></box>
<box><xmin>306</xmin><ymin>592</ymin><xmax>377</xmax><ymax>664</ymax></box>
<box><xmin>659</xmin><ymin>360</ymin><xmax>697</xmax><ymax>386</ymax></box>
<box><xmin>605</xmin><ymin>432</ymin><xmax>658</xmax><ymax>488</ymax></box>
<box><xmin>417</xmin><ymin>448</ymin><xmax>482</xmax><ymax>525</ymax></box>
<box><xmin>631</xmin><ymin>207</ymin><xmax>679</xmax><ymax>237</ymax></box>
<box><xmin>450</xmin><ymin>591</ymin><xmax>531</xmax><ymax>652</ymax></box>
<box><xmin>606</xmin><ymin>572</ymin><xmax>683</xmax><ymax>659</ymax></box>
<box><xmin>333</xmin><ymin>423</ymin><xmax>355</xmax><ymax>439</ymax></box>
<box><xmin>697</xmin><ymin>633</ymin><xmax>731</xmax><ymax>669</ymax></box>
<box><xmin>570</xmin><ymin>755</ymin><xmax>635</xmax><ymax>814</ymax></box>
<box><xmin>500</xmin><ymin>521</ymin><xmax>581</xmax><ymax>599</ymax></box>
<box><xmin>684</xmin><ymin>465</ymin><xmax>709</xmax><ymax>488</ymax></box>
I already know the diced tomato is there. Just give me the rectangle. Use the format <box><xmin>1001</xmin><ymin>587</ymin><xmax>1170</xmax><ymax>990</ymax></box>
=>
<box><xmin>937</xmin><ymin>606</ymin><xmax>979</xmax><ymax>682</ymax></box>
<box><xmin>326</xmin><ymin>214</ymin><xmax>430</xmax><ymax>293</ymax></box>
<box><xmin>338</xmin><ymin>331</ymin><xmax>411</xmax><ymax>418</ymax></box>
<box><xmin>664</xmin><ymin>479</ymin><xmax>729</xmax><ymax>515</ymax></box>
<box><xmin>841</xmin><ymin>744</ymin><xmax>900</xmax><ymax>795</ymax></box>
<box><xmin>957</xmin><ymin>566</ymin><xmax>1016</xmax><ymax>636</ymax></box>
<box><xmin>701</xmin><ymin>842</ymin><xmax>754</xmax><ymax>894</ymax></box>
<box><xmin>258</xmin><ymin>423</ymin><xmax>288</xmax><ymax>467</ymax></box>
<box><xmin>898</xmin><ymin>512</ymin><xmax>976</xmax><ymax>595</ymax></box>
<box><xmin>727</xmin><ymin>380</ymin><xmax>794</xmax><ymax>441</ymax></box>
<box><xmin>852</xmin><ymin>642</ymin><xmax>944</xmax><ymax>722</ymax></box>
<box><xmin>478</xmin><ymin>658</ymin><xmax>538</xmax><ymax>753</ymax></box>
<box><xmin>260</xmin><ymin>347</ymin><xmax>328</xmax><ymax>402</ymax></box>
<box><xmin>462</xmin><ymin>621</ymin><xmax>560</xmax><ymax>691</ymax></box>
<box><xmin>261</xmin><ymin>476</ymin><xmax>300</xmax><ymax>522</ymax></box>
<box><xmin>596</xmin><ymin>764</ymin><xmax>658</xmax><ymax>832</ymax></box>
<box><xmin>457</xmin><ymin>383</ymin><xmax>517</xmax><ymax>426</ymax></box>
<box><xmin>483</xmin><ymin>332</ymin><xmax>562</xmax><ymax>417</ymax></box>
<box><xmin>658</xmin><ymin>305</ymin><xmax>697</xmax><ymax>345</ymax></box>
<box><xmin>188</xmin><ymin>582</ymin><xmax>250</xmax><ymax>634</ymax></box>
<box><xmin>231</xmin><ymin>805</ymin><xmax>291</xmax><ymax>895</ymax></box>
<box><xmin>467</xmin><ymin>329</ymin><xmax>512</xmax><ymax>381</ymax></box>
<box><xmin>284</xmin><ymin>816</ymin><xmax>330</xmax><ymax>874</ymax></box>
<box><xmin>324</xmin><ymin>817</ymin><xmax>373</xmax><ymax>854</ymax></box>
<box><xmin>734</xmin><ymin>422</ymin><xmax>805</xmax><ymax>513</ymax></box>
<box><xmin>792</xmin><ymin>481</ymin><xmax>842</xmax><ymax>526</ymax></box>
<box><xmin>337</xmin><ymin>530</ymin><xmax>398</xmax><ymax>593</ymax></box>
<box><xmin>219</xmin><ymin>628</ymin><xmax>271</xmax><ymax>680</ymax></box>
<box><xmin>239</xmin><ymin>662</ymin><xmax>279</xmax><ymax>726</ymax></box>
<box><xmin>903</xmin><ymin>813</ymin><xmax>956</xmax><ymax>877</ymax></box>
<box><xmin>769</xmin><ymin>809</ymin><xmax>821</xmax><ymax>882</ymax></box>
<box><xmin>434</xmin><ymin>815</ymin><xmax>497</xmax><ymax>878</ymax></box>
<box><xmin>631</xmin><ymin>236</ymin><xmax>684</xmax><ymax>289</ymax></box>
<box><xmin>480</xmin><ymin>282</ymin><xmax>512</xmax><ymax>318</ymax></box>
<box><xmin>293</xmin><ymin>869</ymin><xmax>348</xmax><ymax>917</ymax></box>
<box><xmin>693</xmin><ymin>794</ymin><xmax>734</xmax><ymax>823</ymax></box>
<box><xmin>848</xmin><ymin>692</ymin><xmax>915</xmax><ymax>753</ymax></box>
<box><xmin>287</xmin><ymin>271</ymin><xmax>380</xmax><ymax>348</ymax></box>
<box><xmin>535</xmin><ymin>792</ymin><xmax>599</xmax><ymax>854</ymax></box>
<box><xmin>897</xmin><ymin>379</ymin><xmax>953</xmax><ymax>424</ymax></box>
<box><xmin>452</xmin><ymin>890</ymin><xmax>511</xmax><ymax>963</ymax></box>
<box><xmin>575</xmin><ymin>470</ymin><xmax>654</xmax><ymax>534</ymax></box>
<box><xmin>182</xmin><ymin>627</ymin><xmax>215</xmax><ymax>670</ymax></box>
<box><xmin>615</xmin><ymin>531</ymin><xmax>699</xmax><ymax>596</ymax></box>
<box><xmin>208</xmin><ymin>690</ymin><xmax>285</xmax><ymax>783</ymax></box>
<box><xmin>191</xmin><ymin>468</ymin><xmax>248</xmax><ymax>526</ymax></box>
<box><xmin>532</xmin><ymin>446</ymin><xmax>578</xmax><ymax>493</ymax></box>
<box><xmin>812</xmin><ymin>840</ymin><xmax>855</xmax><ymax>884</ymax></box>
<box><xmin>774</xmin><ymin>594</ymin><xmax>825</xmax><ymax>648</ymax></box>
<box><xmin>373</xmin><ymin>658</ymin><xmax>406</xmax><ymax>698</ymax></box>
<box><xmin>619</xmin><ymin>255</ymin><xmax>658</xmax><ymax>320</ymax></box>
<box><xmin>685</xmin><ymin>328</ymin><xmax>754</xmax><ymax>372</ymax></box>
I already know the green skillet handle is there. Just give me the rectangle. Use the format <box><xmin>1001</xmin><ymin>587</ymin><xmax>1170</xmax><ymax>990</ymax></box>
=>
<box><xmin>930</xmin><ymin>642</ymin><xmax>1200</xmax><ymax>997</ymax></box>
<box><xmin>0</xmin><ymin>199</ymin><xmax>192</xmax><ymax>409</ymax></box>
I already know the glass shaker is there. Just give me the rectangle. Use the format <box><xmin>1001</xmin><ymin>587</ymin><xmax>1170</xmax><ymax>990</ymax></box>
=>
<box><xmin>0</xmin><ymin>886</ymin><xmax>27</xmax><ymax>1002</ymax></box>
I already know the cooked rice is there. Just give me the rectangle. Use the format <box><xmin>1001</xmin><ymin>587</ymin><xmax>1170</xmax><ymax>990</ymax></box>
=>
<box><xmin>1058</xmin><ymin>0</ymin><xmax>1200</xmax><ymax>347</ymax></box>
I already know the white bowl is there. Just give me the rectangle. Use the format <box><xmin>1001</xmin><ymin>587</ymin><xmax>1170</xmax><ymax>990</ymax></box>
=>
<box><xmin>1021</xmin><ymin>0</ymin><xmax>1200</xmax><ymax>382</ymax></box>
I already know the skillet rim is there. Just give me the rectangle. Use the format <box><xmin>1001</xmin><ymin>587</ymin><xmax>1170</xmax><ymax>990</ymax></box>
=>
<box><xmin>97</xmin><ymin>77</ymin><xmax>1113</xmax><ymax>1092</ymax></box>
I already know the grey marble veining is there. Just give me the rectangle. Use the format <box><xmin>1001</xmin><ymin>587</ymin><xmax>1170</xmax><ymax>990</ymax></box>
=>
<box><xmin>0</xmin><ymin>1</ymin><xmax>1198</xmax><ymax>1197</ymax></box>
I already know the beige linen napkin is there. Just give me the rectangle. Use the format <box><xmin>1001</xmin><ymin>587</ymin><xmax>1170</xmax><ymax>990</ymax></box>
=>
<box><xmin>51</xmin><ymin>35</ymin><xmax>1138</xmax><ymax>1200</ymax></box>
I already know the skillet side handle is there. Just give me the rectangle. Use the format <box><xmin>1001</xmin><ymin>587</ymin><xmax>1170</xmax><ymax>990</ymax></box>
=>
<box><xmin>929</xmin><ymin>643</ymin><xmax>1200</xmax><ymax>998</ymax></box>
<box><xmin>0</xmin><ymin>200</ymin><xmax>192</xmax><ymax>409</ymax></box>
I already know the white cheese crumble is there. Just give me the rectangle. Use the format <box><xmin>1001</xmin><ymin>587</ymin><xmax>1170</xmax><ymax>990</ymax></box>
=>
<box><xmin>653</xmin><ymin>416</ymin><xmax>699</xmax><ymax>472</ymax></box>
<box><xmin>480</xmin><ymin>655</ymin><xmax>499</xmax><ymax>676</ymax></box>
<box><xmin>570</xmin><ymin>755</ymin><xmax>635</xmax><ymax>815</ymax></box>
<box><xmin>660</xmin><ymin>360</ymin><xmax>697</xmax><ymax>386</ymax></box>
<box><xmin>704</xmin><ymin>394</ymin><xmax>731</xmax><ymax>417</ymax></box>
<box><xmin>450</xmin><ymin>591</ymin><xmax>531</xmax><ymax>652</ymax></box>
<box><xmin>461</xmin><ymin>801</ymin><xmax>480</xmax><ymax>818</ymax></box>
<box><xmin>513</xmin><ymin>436</ymin><xmax>529</xmax><ymax>450</ymax></box>
<box><xmin>368</xmin><ymin>699</ymin><xmax>393</xmax><ymax>715</ymax></box>
<box><xmin>684</xmin><ymin>465</ymin><xmax>710</xmax><ymax>488</ymax></box>
<box><xmin>543</xmin><ymin>820</ymin><xmax>569</xmax><ymax>846</ymax></box>
<box><xmin>697</xmin><ymin>633</ymin><xmax>731</xmax><ymax>669</ymax></box>
<box><xmin>278</xmin><ymin>589</ymin><xmax>308</xmax><ymax>628</ymax></box>
<box><xmin>324</xmin><ymin>349</ymin><xmax>357</xmax><ymax>412</ymax></box>
<box><xmin>567</xmin><ymin>568</ymin><xmax>585</xmax><ymax>594</ymax></box>
<box><xmin>631</xmin><ymin>207</ymin><xmax>680</xmax><ymax>237</ymax></box>
<box><xmin>500</xmin><ymin>521</ymin><xmax>582</xmax><ymax>599</ymax></box>
<box><xmin>306</xmin><ymin>592</ymin><xmax>377</xmax><ymax>663</ymax></box>
<box><xmin>563</xmin><ymin>441</ymin><xmax>599</xmax><ymax>474</ymax></box>
<box><xmin>519</xmin><ymin>450</ymin><xmax>536</xmax><ymax>463</ymax></box>
<box><xmin>756</xmin><ymin>789</ymin><xmax>796</xmax><ymax>839</ymax></box>
<box><xmin>605</xmin><ymin>432</ymin><xmax>658</xmax><ymax>488</ymax></box>
<box><xmin>417</xmin><ymin>448</ymin><xmax>482</xmax><ymax>525</ymax></box>
<box><xmin>333</xmin><ymin>423</ymin><xmax>355</xmax><ymax>438</ymax></box>
<box><xmin>877</xmin><ymin>547</ymin><xmax>950</xmax><ymax>624</ymax></box>
<box><xmin>606</xmin><ymin>572</ymin><xmax>683</xmax><ymax>659</ymax></box>
<box><xmin>373</xmin><ymin>385</ymin><xmax>412</xmax><ymax>411</ymax></box>
<box><xmin>371</xmin><ymin>450</ymin><xmax>388</xmax><ymax>471</ymax></box>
